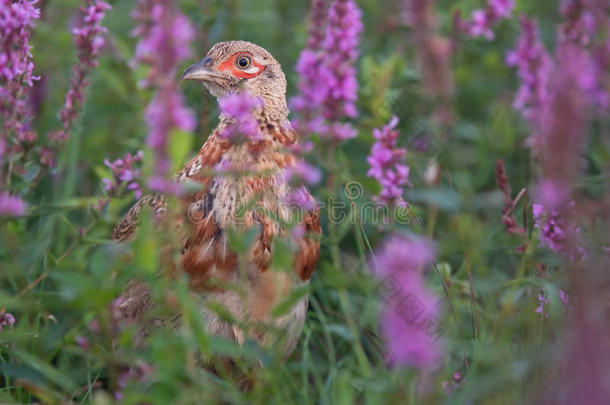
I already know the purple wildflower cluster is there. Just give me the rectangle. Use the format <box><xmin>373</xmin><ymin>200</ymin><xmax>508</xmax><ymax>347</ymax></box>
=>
<box><xmin>103</xmin><ymin>151</ymin><xmax>143</xmax><ymax>199</ymax></box>
<box><xmin>218</xmin><ymin>92</ymin><xmax>264</xmax><ymax>142</ymax></box>
<box><xmin>49</xmin><ymin>0</ymin><xmax>111</xmax><ymax>149</ymax></box>
<box><xmin>0</xmin><ymin>192</ymin><xmax>27</xmax><ymax>217</ymax></box>
<box><xmin>0</xmin><ymin>0</ymin><xmax>40</xmax><ymax>151</ymax></box>
<box><xmin>535</xmin><ymin>292</ymin><xmax>550</xmax><ymax>318</ymax></box>
<box><xmin>367</xmin><ymin>117</ymin><xmax>410</xmax><ymax>208</ymax></box>
<box><xmin>132</xmin><ymin>0</ymin><xmax>195</xmax><ymax>195</ymax></box>
<box><xmin>372</xmin><ymin>235</ymin><xmax>443</xmax><ymax>370</ymax></box>
<box><xmin>283</xmin><ymin>160</ymin><xmax>322</xmax><ymax>186</ymax></box>
<box><xmin>558</xmin><ymin>1</ymin><xmax>608</xmax><ymax>109</ymax></box>
<box><xmin>532</xmin><ymin>202</ymin><xmax>583</xmax><ymax>260</ymax></box>
<box><xmin>506</xmin><ymin>16</ymin><xmax>553</xmax><ymax>138</ymax></box>
<box><xmin>284</xmin><ymin>160</ymin><xmax>322</xmax><ymax>210</ymax></box>
<box><xmin>286</xmin><ymin>186</ymin><xmax>318</xmax><ymax>211</ymax></box>
<box><xmin>291</xmin><ymin>0</ymin><xmax>362</xmax><ymax>142</ymax></box>
<box><xmin>442</xmin><ymin>372</ymin><xmax>466</xmax><ymax>396</ymax></box>
<box><xmin>115</xmin><ymin>361</ymin><xmax>155</xmax><ymax>401</ymax></box>
<box><xmin>559</xmin><ymin>0</ymin><xmax>595</xmax><ymax>46</ymax></box>
<box><xmin>535</xmin><ymin>289</ymin><xmax>570</xmax><ymax>317</ymax></box>
<box><xmin>290</xmin><ymin>0</ymin><xmax>327</xmax><ymax>136</ymax></box>
<box><xmin>506</xmin><ymin>4</ymin><xmax>606</xmax><ymax>264</ymax></box>
<box><xmin>457</xmin><ymin>0</ymin><xmax>515</xmax><ymax>40</ymax></box>
<box><xmin>529</xmin><ymin>41</ymin><xmax>597</xmax><ymax>260</ymax></box>
<box><xmin>508</xmin><ymin>7</ymin><xmax>607</xmax><ymax>149</ymax></box>
<box><xmin>0</xmin><ymin>311</ymin><xmax>15</xmax><ymax>331</ymax></box>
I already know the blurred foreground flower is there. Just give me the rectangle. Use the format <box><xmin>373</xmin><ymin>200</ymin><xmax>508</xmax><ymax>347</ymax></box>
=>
<box><xmin>506</xmin><ymin>16</ymin><xmax>552</xmax><ymax>144</ymax></box>
<box><xmin>559</xmin><ymin>0</ymin><xmax>595</xmax><ymax>46</ymax></box>
<box><xmin>283</xmin><ymin>160</ymin><xmax>321</xmax><ymax>210</ymax></box>
<box><xmin>283</xmin><ymin>160</ymin><xmax>322</xmax><ymax>186</ymax></box>
<box><xmin>114</xmin><ymin>361</ymin><xmax>155</xmax><ymax>401</ymax></box>
<box><xmin>0</xmin><ymin>192</ymin><xmax>26</xmax><ymax>217</ymax></box>
<box><xmin>218</xmin><ymin>92</ymin><xmax>264</xmax><ymax>142</ymax></box>
<box><xmin>372</xmin><ymin>235</ymin><xmax>443</xmax><ymax>369</ymax></box>
<box><xmin>132</xmin><ymin>0</ymin><xmax>195</xmax><ymax>195</ymax></box>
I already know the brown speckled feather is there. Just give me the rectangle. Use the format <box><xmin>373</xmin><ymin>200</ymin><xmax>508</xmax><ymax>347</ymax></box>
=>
<box><xmin>113</xmin><ymin>40</ymin><xmax>320</xmax><ymax>357</ymax></box>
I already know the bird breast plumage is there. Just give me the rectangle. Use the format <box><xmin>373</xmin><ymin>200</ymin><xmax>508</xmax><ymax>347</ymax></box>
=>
<box><xmin>174</xmin><ymin>124</ymin><xmax>317</xmax><ymax>354</ymax></box>
<box><xmin>113</xmin><ymin>92</ymin><xmax>320</xmax><ymax>358</ymax></box>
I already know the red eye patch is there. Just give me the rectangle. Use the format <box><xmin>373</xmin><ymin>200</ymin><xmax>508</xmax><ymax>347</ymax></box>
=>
<box><xmin>218</xmin><ymin>52</ymin><xmax>264</xmax><ymax>79</ymax></box>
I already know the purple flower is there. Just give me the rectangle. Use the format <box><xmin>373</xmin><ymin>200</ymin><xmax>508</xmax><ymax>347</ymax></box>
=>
<box><xmin>147</xmin><ymin>176</ymin><xmax>182</xmax><ymax>196</ymax></box>
<box><xmin>557</xmin><ymin>1</ymin><xmax>608</xmax><ymax>108</ymax></box>
<box><xmin>558</xmin><ymin>289</ymin><xmax>572</xmax><ymax>309</ymax></box>
<box><xmin>103</xmin><ymin>151</ymin><xmax>143</xmax><ymax>199</ymax></box>
<box><xmin>286</xmin><ymin>185</ymin><xmax>317</xmax><ymax>211</ymax></box>
<box><xmin>506</xmin><ymin>16</ymin><xmax>553</xmax><ymax>143</ymax></box>
<box><xmin>0</xmin><ymin>0</ymin><xmax>40</xmax><ymax>147</ymax></box>
<box><xmin>321</xmin><ymin>0</ymin><xmax>362</xmax><ymax>121</ymax></box>
<box><xmin>51</xmin><ymin>0</ymin><xmax>111</xmax><ymax>148</ymax></box>
<box><xmin>290</xmin><ymin>0</ymin><xmax>362</xmax><ymax>142</ymax></box>
<box><xmin>114</xmin><ymin>361</ymin><xmax>155</xmax><ymax>401</ymax></box>
<box><xmin>0</xmin><ymin>312</ymin><xmax>15</xmax><ymax>330</ymax></box>
<box><xmin>489</xmin><ymin>0</ymin><xmax>514</xmax><ymax>18</ymax></box>
<box><xmin>283</xmin><ymin>160</ymin><xmax>322</xmax><ymax>185</ymax></box>
<box><xmin>371</xmin><ymin>235</ymin><xmax>442</xmax><ymax>370</ymax></box>
<box><xmin>559</xmin><ymin>0</ymin><xmax>595</xmax><ymax>47</ymax></box>
<box><xmin>442</xmin><ymin>372</ymin><xmax>466</xmax><ymax>396</ymax></box>
<box><xmin>75</xmin><ymin>335</ymin><xmax>89</xmax><ymax>350</ymax></box>
<box><xmin>531</xmin><ymin>45</ymin><xmax>593</xmax><ymax>261</ymax></box>
<box><xmin>367</xmin><ymin>117</ymin><xmax>410</xmax><ymax>207</ymax></box>
<box><xmin>535</xmin><ymin>179</ymin><xmax>570</xmax><ymax>210</ymax></box>
<box><xmin>532</xmin><ymin>202</ymin><xmax>584</xmax><ymax>260</ymax></box>
<box><xmin>218</xmin><ymin>92</ymin><xmax>264</xmax><ymax>142</ymax></box>
<box><xmin>0</xmin><ymin>192</ymin><xmax>27</xmax><ymax>217</ymax></box>
<box><xmin>457</xmin><ymin>0</ymin><xmax>515</xmax><ymax>40</ymax></box>
<box><xmin>132</xmin><ymin>0</ymin><xmax>195</xmax><ymax>195</ymax></box>
<box><xmin>469</xmin><ymin>10</ymin><xmax>495</xmax><ymax>40</ymax></box>
<box><xmin>535</xmin><ymin>292</ymin><xmax>550</xmax><ymax>318</ymax></box>
<box><xmin>535</xmin><ymin>289</ymin><xmax>572</xmax><ymax>317</ymax></box>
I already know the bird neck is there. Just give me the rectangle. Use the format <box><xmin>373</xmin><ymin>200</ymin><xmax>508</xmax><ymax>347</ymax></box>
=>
<box><xmin>258</xmin><ymin>93</ymin><xmax>289</xmax><ymax>126</ymax></box>
<box><xmin>217</xmin><ymin>94</ymin><xmax>289</xmax><ymax>130</ymax></box>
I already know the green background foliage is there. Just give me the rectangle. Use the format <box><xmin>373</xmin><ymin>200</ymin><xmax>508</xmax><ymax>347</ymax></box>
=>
<box><xmin>1</xmin><ymin>0</ymin><xmax>607</xmax><ymax>404</ymax></box>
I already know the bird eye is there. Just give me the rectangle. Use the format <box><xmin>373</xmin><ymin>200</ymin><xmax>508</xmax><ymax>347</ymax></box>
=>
<box><xmin>236</xmin><ymin>56</ymin><xmax>251</xmax><ymax>69</ymax></box>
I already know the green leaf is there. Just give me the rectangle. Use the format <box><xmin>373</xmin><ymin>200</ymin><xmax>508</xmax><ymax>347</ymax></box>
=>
<box><xmin>133</xmin><ymin>210</ymin><xmax>158</xmax><ymax>273</ymax></box>
<box><xmin>271</xmin><ymin>284</ymin><xmax>309</xmax><ymax>318</ymax></box>
<box><xmin>11</xmin><ymin>348</ymin><xmax>77</xmax><ymax>392</ymax></box>
<box><xmin>227</xmin><ymin>227</ymin><xmax>258</xmax><ymax>254</ymax></box>
<box><xmin>406</xmin><ymin>188</ymin><xmax>461</xmax><ymax>211</ymax></box>
<box><xmin>169</xmin><ymin>129</ymin><xmax>193</xmax><ymax>173</ymax></box>
<box><xmin>325</xmin><ymin>324</ymin><xmax>354</xmax><ymax>342</ymax></box>
<box><xmin>271</xmin><ymin>238</ymin><xmax>293</xmax><ymax>272</ymax></box>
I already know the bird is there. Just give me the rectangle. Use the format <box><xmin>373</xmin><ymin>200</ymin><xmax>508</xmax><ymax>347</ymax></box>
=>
<box><xmin>111</xmin><ymin>41</ymin><xmax>321</xmax><ymax>359</ymax></box>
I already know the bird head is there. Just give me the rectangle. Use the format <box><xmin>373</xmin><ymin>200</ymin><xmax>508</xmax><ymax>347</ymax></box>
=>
<box><xmin>181</xmin><ymin>41</ymin><xmax>288</xmax><ymax>120</ymax></box>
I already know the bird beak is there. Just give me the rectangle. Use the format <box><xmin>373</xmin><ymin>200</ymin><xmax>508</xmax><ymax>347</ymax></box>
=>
<box><xmin>180</xmin><ymin>56</ymin><xmax>217</xmax><ymax>81</ymax></box>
